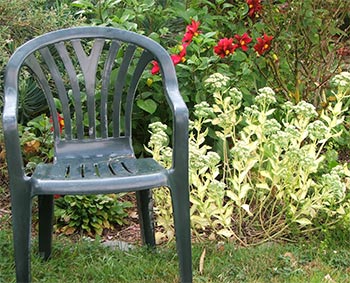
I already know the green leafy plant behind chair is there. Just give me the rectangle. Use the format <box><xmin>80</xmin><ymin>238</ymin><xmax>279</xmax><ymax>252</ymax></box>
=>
<box><xmin>2</xmin><ymin>26</ymin><xmax>191</xmax><ymax>283</ymax></box>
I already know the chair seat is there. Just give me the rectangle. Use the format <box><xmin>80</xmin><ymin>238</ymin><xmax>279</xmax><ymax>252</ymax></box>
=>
<box><xmin>31</xmin><ymin>156</ymin><xmax>169</xmax><ymax>195</ymax></box>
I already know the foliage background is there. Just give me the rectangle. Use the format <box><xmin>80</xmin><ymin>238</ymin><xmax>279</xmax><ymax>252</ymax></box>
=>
<box><xmin>0</xmin><ymin>0</ymin><xmax>349</xmax><ymax>243</ymax></box>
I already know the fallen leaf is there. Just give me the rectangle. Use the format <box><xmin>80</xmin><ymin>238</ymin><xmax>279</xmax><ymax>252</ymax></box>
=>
<box><xmin>155</xmin><ymin>231</ymin><xmax>166</xmax><ymax>245</ymax></box>
<box><xmin>324</xmin><ymin>273</ymin><xmax>335</xmax><ymax>282</ymax></box>
<box><xmin>62</xmin><ymin>226</ymin><xmax>75</xmax><ymax>235</ymax></box>
<box><xmin>24</xmin><ymin>140</ymin><xmax>41</xmax><ymax>154</ymax></box>
<box><xmin>208</xmin><ymin>233</ymin><xmax>216</xmax><ymax>241</ymax></box>
<box><xmin>284</xmin><ymin>252</ymin><xmax>297</xmax><ymax>267</ymax></box>
<box><xmin>129</xmin><ymin>211</ymin><xmax>138</xmax><ymax>219</ymax></box>
<box><xmin>216</xmin><ymin>241</ymin><xmax>225</xmax><ymax>252</ymax></box>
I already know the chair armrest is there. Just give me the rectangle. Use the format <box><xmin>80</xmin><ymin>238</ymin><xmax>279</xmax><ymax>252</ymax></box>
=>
<box><xmin>2</xmin><ymin>86</ymin><xmax>26</xmax><ymax>179</ymax></box>
<box><xmin>157</xmin><ymin>54</ymin><xmax>189</xmax><ymax>176</ymax></box>
<box><xmin>164</xmin><ymin>85</ymin><xmax>189</xmax><ymax>176</ymax></box>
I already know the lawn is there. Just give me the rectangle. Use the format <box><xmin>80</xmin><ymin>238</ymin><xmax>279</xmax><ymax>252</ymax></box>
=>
<box><xmin>1</xmin><ymin>226</ymin><xmax>350</xmax><ymax>282</ymax></box>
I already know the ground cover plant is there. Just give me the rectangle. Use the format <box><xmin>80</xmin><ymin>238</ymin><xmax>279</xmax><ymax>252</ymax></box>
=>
<box><xmin>0</xmin><ymin>1</ymin><xmax>350</xmax><ymax>281</ymax></box>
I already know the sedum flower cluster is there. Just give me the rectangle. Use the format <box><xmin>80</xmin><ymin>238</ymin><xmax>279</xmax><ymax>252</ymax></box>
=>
<box><xmin>148</xmin><ymin>72</ymin><xmax>350</xmax><ymax>243</ymax></box>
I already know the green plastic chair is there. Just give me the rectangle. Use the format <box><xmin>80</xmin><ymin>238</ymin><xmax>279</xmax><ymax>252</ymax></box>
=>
<box><xmin>3</xmin><ymin>26</ymin><xmax>192</xmax><ymax>283</ymax></box>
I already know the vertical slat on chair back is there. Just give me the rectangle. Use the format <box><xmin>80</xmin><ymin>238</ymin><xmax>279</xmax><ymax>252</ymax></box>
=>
<box><xmin>21</xmin><ymin>35</ymin><xmax>154</xmax><ymax>144</ymax></box>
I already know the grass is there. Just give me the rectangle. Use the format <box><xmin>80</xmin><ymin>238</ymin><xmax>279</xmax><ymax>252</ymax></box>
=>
<box><xmin>1</xmin><ymin>227</ymin><xmax>350</xmax><ymax>283</ymax></box>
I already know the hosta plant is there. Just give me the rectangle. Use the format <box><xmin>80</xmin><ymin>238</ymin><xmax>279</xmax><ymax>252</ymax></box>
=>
<box><xmin>54</xmin><ymin>194</ymin><xmax>133</xmax><ymax>236</ymax></box>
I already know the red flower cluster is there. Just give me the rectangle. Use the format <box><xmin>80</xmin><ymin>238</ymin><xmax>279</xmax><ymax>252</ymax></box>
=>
<box><xmin>214</xmin><ymin>33</ymin><xmax>253</xmax><ymax>58</ymax></box>
<box><xmin>247</xmin><ymin>0</ymin><xmax>262</xmax><ymax>18</ymax></box>
<box><xmin>214</xmin><ymin>32</ymin><xmax>273</xmax><ymax>58</ymax></box>
<box><xmin>182</xmin><ymin>19</ymin><xmax>201</xmax><ymax>44</ymax></box>
<box><xmin>151</xmin><ymin>19</ymin><xmax>200</xmax><ymax>75</ymax></box>
<box><xmin>254</xmin><ymin>34</ymin><xmax>274</xmax><ymax>55</ymax></box>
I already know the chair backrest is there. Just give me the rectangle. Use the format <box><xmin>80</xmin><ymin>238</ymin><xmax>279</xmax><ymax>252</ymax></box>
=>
<box><xmin>4</xmin><ymin>27</ymin><xmax>179</xmax><ymax>159</ymax></box>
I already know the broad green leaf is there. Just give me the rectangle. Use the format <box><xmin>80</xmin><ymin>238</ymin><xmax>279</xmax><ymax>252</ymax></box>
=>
<box><xmin>136</xmin><ymin>99</ymin><xmax>157</xmax><ymax>114</ymax></box>
<box><xmin>232</xmin><ymin>50</ymin><xmax>247</xmax><ymax>62</ymax></box>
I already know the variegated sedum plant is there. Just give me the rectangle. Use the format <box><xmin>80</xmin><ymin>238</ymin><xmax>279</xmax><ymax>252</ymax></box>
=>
<box><xmin>147</xmin><ymin>72</ymin><xmax>350</xmax><ymax>245</ymax></box>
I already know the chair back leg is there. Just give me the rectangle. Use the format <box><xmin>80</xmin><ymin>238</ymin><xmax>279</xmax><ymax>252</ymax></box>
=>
<box><xmin>38</xmin><ymin>195</ymin><xmax>54</xmax><ymax>260</ymax></box>
<box><xmin>136</xmin><ymin>190</ymin><xmax>156</xmax><ymax>247</ymax></box>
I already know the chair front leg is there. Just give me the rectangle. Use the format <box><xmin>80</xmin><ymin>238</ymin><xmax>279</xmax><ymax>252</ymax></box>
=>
<box><xmin>170</xmin><ymin>184</ymin><xmax>192</xmax><ymax>283</ymax></box>
<box><xmin>11</xmin><ymin>189</ymin><xmax>33</xmax><ymax>283</ymax></box>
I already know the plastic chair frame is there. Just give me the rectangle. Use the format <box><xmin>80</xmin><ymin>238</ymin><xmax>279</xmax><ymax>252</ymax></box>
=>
<box><xmin>2</xmin><ymin>26</ymin><xmax>192</xmax><ymax>283</ymax></box>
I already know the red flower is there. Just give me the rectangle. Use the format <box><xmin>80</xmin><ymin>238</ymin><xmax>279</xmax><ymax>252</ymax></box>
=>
<box><xmin>58</xmin><ymin>114</ymin><xmax>64</xmax><ymax>132</ymax></box>
<box><xmin>247</xmin><ymin>0</ymin><xmax>262</xmax><ymax>18</ymax></box>
<box><xmin>179</xmin><ymin>43</ymin><xmax>188</xmax><ymax>57</ymax></box>
<box><xmin>182</xmin><ymin>19</ymin><xmax>201</xmax><ymax>43</ymax></box>
<box><xmin>214</xmin><ymin>38</ymin><xmax>237</xmax><ymax>58</ymax></box>
<box><xmin>171</xmin><ymin>43</ymin><xmax>188</xmax><ymax>65</ymax></box>
<box><xmin>50</xmin><ymin>113</ymin><xmax>64</xmax><ymax>133</ymax></box>
<box><xmin>234</xmin><ymin>33</ymin><xmax>252</xmax><ymax>52</ymax></box>
<box><xmin>54</xmin><ymin>194</ymin><xmax>61</xmax><ymax>199</ymax></box>
<box><xmin>171</xmin><ymin>54</ymin><xmax>184</xmax><ymax>65</ymax></box>
<box><xmin>151</xmin><ymin>61</ymin><xmax>160</xmax><ymax>75</ymax></box>
<box><xmin>152</xmin><ymin>43</ymin><xmax>188</xmax><ymax>74</ymax></box>
<box><xmin>254</xmin><ymin>34</ymin><xmax>273</xmax><ymax>55</ymax></box>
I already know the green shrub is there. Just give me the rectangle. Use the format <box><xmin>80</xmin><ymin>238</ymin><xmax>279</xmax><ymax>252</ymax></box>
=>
<box><xmin>0</xmin><ymin>0</ymin><xmax>83</xmax><ymax>120</ymax></box>
<box><xmin>5</xmin><ymin>0</ymin><xmax>350</xmax><ymax>242</ymax></box>
<box><xmin>147</xmin><ymin>72</ymin><xmax>350</xmax><ymax>244</ymax></box>
<box><xmin>69</xmin><ymin>0</ymin><xmax>349</xmax><ymax>149</ymax></box>
<box><xmin>19</xmin><ymin>115</ymin><xmax>55</xmax><ymax>174</ymax></box>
